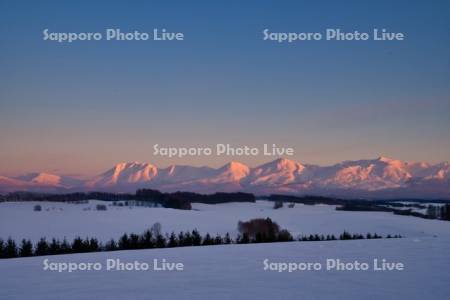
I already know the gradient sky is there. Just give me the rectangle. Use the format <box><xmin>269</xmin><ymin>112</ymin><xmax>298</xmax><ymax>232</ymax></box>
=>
<box><xmin>1</xmin><ymin>0</ymin><xmax>449</xmax><ymax>177</ymax></box>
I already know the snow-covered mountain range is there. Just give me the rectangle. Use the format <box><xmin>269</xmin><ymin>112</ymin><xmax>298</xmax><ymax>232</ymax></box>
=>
<box><xmin>1</xmin><ymin>157</ymin><xmax>449</xmax><ymax>199</ymax></box>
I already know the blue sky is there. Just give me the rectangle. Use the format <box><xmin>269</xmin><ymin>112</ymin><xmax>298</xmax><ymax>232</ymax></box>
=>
<box><xmin>0</xmin><ymin>0</ymin><xmax>449</xmax><ymax>176</ymax></box>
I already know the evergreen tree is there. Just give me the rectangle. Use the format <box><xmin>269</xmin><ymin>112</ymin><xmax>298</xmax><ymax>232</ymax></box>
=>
<box><xmin>49</xmin><ymin>238</ymin><xmax>61</xmax><ymax>255</ymax></box>
<box><xmin>71</xmin><ymin>237</ymin><xmax>84</xmax><ymax>253</ymax></box>
<box><xmin>129</xmin><ymin>234</ymin><xmax>140</xmax><ymax>249</ymax></box>
<box><xmin>224</xmin><ymin>233</ymin><xmax>232</xmax><ymax>244</ymax></box>
<box><xmin>167</xmin><ymin>232</ymin><xmax>178</xmax><ymax>247</ymax></box>
<box><xmin>140</xmin><ymin>230</ymin><xmax>154</xmax><ymax>249</ymax></box>
<box><xmin>340</xmin><ymin>231</ymin><xmax>352</xmax><ymax>240</ymax></box>
<box><xmin>202</xmin><ymin>233</ymin><xmax>213</xmax><ymax>246</ymax></box>
<box><xmin>214</xmin><ymin>234</ymin><xmax>223</xmax><ymax>245</ymax></box>
<box><xmin>105</xmin><ymin>239</ymin><xmax>117</xmax><ymax>251</ymax></box>
<box><xmin>35</xmin><ymin>238</ymin><xmax>49</xmax><ymax>256</ymax></box>
<box><xmin>4</xmin><ymin>238</ymin><xmax>18</xmax><ymax>258</ymax></box>
<box><xmin>89</xmin><ymin>238</ymin><xmax>100</xmax><ymax>252</ymax></box>
<box><xmin>118</xmin><ymin>234</ymin><xmax>130</xmax><ymax>250</ymax></box>
<box><xmin>155</xmin><ymin>234</ymin><xmax>166</xmax><ymax>248</ymax></box>
<box><xmin>82</xmin><ymin>238</ymin><xmax>91</xmax><ymax>252</ymax></box>
<box><xmin>0</xmin><ymin>239</ymin><xmax>4</xmax><ymax>258</ymax></box>
<box><xmin>191</xmin><ymin>230</ymin><xmax>202</xmax><ymax>246</ymax></box>
<box><xmin>60</xmin><ymin>238</ymin><xmax>71</xmax><ymax>254</ymax></box>
<box><xmin>19</xmin><ymin>239</ymin><xmax>33</xmax><ymax>257</ymax></box>
<box><xmin>183</xmin><ymin>232</ymin><xmax>193</xmax><ymax>246</ymax></box>
<box><xmin>178</xmin><ymin>232</ymin><xmax>185</xmax><ymax>246</ymax></box>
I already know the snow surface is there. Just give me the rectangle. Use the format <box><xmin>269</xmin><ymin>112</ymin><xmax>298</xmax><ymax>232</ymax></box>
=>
<box><xmin>1</xmin><ymin>200</ymin><xmax>450</xmax><ymax>243</ymax></box>
<box><xmin>1</xmin><ymin>200</ymin><xmax>450</xmax><ymax>299</ymax></box>
<box><xmin>0</xmin><ymin>237</ymin><xmax>449</xmax><ymax>299</ymax></box>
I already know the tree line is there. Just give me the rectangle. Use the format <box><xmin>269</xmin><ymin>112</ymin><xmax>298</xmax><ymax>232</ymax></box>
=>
<box><xmin>338</xmin><ymin>202</ymin><xmax>450</xmax><ymax>221</ymax></box>
<box><xmin>1</xmin><ymin>190</ymin><xmax>256</xmax><ymax>210</ymax></box>
<box><xmin>0</xmin><ymin>218</ymin><xmax>401</xmax><ymax>259</ymax></box>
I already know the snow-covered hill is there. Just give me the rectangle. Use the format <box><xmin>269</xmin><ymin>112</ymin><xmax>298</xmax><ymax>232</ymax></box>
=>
<box><xmin>1</xmin><ymin>200</ymin><xmax>449</xmax><ymax>299</ymax></box>
<box><xmin>1</xmin><ymin>238</ymin><xmax>449</xmax><ymax>300</ymax></box>
<box><xmin>1</xmin><ymin>157</ymin><xmax>449</xmax><ymax>198</ymax></box>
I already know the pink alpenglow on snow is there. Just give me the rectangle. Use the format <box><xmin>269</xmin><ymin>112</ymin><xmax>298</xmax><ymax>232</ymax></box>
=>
<box><xmin>1</xmin><ymin>157</ymin><xmax>449</xmax><ymax>198</ymax></box>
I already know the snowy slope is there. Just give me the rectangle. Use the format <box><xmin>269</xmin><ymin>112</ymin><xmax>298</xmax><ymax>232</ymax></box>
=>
<box><xmin>1</xmin><ymin>237</ymin><xmax>449</xmax><ymax>300</ymax></box>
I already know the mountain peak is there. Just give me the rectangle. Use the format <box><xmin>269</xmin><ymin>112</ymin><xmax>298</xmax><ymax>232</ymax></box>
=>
<box><xmin>268</xmin><ymin>158</ymin><xmax>304</xmax><ymax>170</ymax></box>
<box><xmin>30</xmin><ymin>173</ymin><xmax>62</xmax><ymax>185</ymax></box>
<box><xmin>217</xmin><ymin>161</ymin><xmax>250</xmax><ymax>181</ymax></box>
<box><xmin>223</xmin><ymin>161</ymin><xmax>249</xmax><ymax>170</ymax></box>
<box><xmin>377</xmin><ymin>156</ymin><xmax>395</xmax><ymax>163</ymax></box>
<box><xmin>87</xmin><ymin>161</ymin><xmax>158</xmax><ymax>188</ymax></box>
<box><xmin>273</xmin><ymin>157</ymin><xmax>293</xmax><ymax>163</ymax></box>
<box><xmin>15</xmin><ymin>172</ymin><xmax>63</xmax><ymax>185</ymax></box>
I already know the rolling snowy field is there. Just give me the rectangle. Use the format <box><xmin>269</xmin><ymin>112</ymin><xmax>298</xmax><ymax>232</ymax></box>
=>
<box><xmin>1</xmin><ymin>237</ymin><xmax>449</xmax><ymax>299</ymax></box>
<box><xmin>1</xmin><ymin>200</ymin><xmax>450</xmax><ymax>243</ymax></box>
<box><xmin>1</xmin><ymin>200</ymin><xmax>450</xmax><ymax>299</ymax></box>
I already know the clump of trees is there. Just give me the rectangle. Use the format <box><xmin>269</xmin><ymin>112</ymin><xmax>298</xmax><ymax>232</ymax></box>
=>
<box><xmin>237</xmin><ymin>218</ymin><xmax>293</xmax><ymax>243</ymax></box>
<box><xmin>442</xmin><ymin>204</ymin><xmax>450</xmax><ymax>220</ymax></box>
<box><xmin>96</xmin><ymin>204</ymin><xmax>107</xmax><ymax>211</ymax></box>
<box><xmin>273</xmin><ymin>201</ymin><xmax>283</xmax><ymax>209</ymax></box>
<box><xmin>426</xmin><ymin>204</ymin><xmax>450</xmax><ymax>220</ymax></box>
<box><xmin>392</xmin><ymin>204</ymin><xmax>450</xmax><ymax>220</ymax></box>
<box><xmin>135</xmin><ymin>189</ymin><xmax>256</xmax><ymax>209</ymax></box>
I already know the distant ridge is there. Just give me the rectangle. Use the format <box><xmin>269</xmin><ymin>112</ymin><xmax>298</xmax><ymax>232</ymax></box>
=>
<box><xmin>1</xmin><ymin>157</ymin><xmax>449</xmax><ymax>199</ymax></box>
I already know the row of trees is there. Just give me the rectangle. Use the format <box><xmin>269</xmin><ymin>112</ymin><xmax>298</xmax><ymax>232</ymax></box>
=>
<box><xmin>299</xmin><ymin>232</ymin><xmax>402</xmax><ymax>241</ymax></box>
<box><xmin>0</xmin><ymin>230</ymin><xmax>233</xmax><ymax>259</ymax></box>
<box><xmin>3</xmin><ymin>190</ymin><xmax>257</xmax><ymax>211</ymax></box>
<box><xmin>337</xmin><ymin>202</ymin><xmax>450</xmax><ymax>221</ymax></box>
<box><xmin>0</xmin><ymin>219</ymin><xmax>400</xmax><ymax>259</ymax></box>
